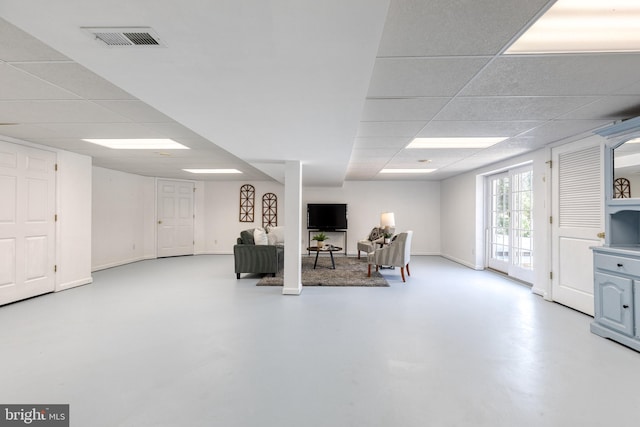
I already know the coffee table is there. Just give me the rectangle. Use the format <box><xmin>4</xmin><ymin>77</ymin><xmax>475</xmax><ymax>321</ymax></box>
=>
<box><xmin>307</xmin><ymin>246</ymin><xmax>342</xmax><ymax>269</ymax></box>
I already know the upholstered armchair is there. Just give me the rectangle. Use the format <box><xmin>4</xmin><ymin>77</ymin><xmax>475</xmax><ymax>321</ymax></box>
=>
<box><xmin>357</xmin><ymin>227</ymin><xmax>385</xmax><ymax>259</ymax></box>
<box><xmin>367</xmin><ymin>231</ymin><xmax>413</xmax><ymax>282</ymax></box>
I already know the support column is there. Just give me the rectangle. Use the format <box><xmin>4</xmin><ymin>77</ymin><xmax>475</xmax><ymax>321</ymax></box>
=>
<box><xmin>283</xmin><ymin>160</ymin><xmax>303</xmax><ymax>295</ymax></box>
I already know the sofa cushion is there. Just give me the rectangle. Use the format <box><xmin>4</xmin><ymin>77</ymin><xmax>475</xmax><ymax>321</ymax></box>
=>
<box><xmin>254</xmin><ymin>227</ymin><xmax>268</xmax><ymax>245</ymax></box>
<box><xmin>240</xmin><ymin>229</ymin><xmax>255</xmax><ymax>245</ymax></box>
<box><xmin>268</xmin><ymin>226</ymin><xmax>285</xmax><ymax>244</ymax></box>
<box><xmin>267</xmin><ymin>233</ymin><xmax>278</xmax><ymax>246</ymax></box>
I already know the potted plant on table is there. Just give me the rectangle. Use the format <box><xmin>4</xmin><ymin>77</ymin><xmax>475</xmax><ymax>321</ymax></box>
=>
<box><xmin>383</xmin><ymin>232</ymin><xmax>393</xmax><ymax>245</ymax></box>
<box><xmin>312</xmin><ymin>232</ymin><xmax>329</xmax><ymax>249</ymax></box>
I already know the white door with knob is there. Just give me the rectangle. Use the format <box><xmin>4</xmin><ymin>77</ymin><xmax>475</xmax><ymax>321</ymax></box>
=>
<box><xmin>157</xmin><ymin>179</ymin><xmax>195</xmax><ymax>258</ymax></box>
<box><xmin>0</xmin><ymin>141</ymin><xmax>56</xmax><ymax>305</ymax></box>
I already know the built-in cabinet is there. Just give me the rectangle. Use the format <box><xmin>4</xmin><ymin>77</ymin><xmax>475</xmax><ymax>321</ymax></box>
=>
<box><xmin>591</xmin><ymin>117</ymin><xmax>640</xmax><ymax>351</ymax></box>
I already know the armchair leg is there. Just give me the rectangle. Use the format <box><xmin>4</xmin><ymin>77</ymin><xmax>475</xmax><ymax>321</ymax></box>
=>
<box><xmin>406</xmin><ymin>263</ymin><xmax>410</xmax><ymax>277</ymax></box>
<box><xmin>236</xmin><ymin>273</ymin><xmax>240</xmax><ymax>279</ymax></box>
<box><xmin>400</xmin><ymin>267</ymin><xmax>406</xmax><ymax>282</ymax></box>
<box><xmin>376</xmin><ymin>265</ymin><xmax>379</xmax><ymax>272</ymax></box>
<box><xmin>358</xmin><ymin>250</ymin><xmax>361</xmax><ymax>259</ymax></box>
<box><xmin>367</xmin><ymin>264</ymin><xmax>371</xmax><ymax>277</ymax></box>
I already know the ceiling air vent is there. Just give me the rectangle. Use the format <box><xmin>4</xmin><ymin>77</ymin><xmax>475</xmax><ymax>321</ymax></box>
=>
<box><xmin>82</xmin><ymin>27</ymin><xmax>164</xmax><ymax>47</ymax></box>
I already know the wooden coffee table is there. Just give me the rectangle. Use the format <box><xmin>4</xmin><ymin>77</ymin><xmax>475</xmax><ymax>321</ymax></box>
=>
<box><xmin>307</xmin><ymin>246</ymin><xmax>342</xmax><ymax>269</ymax></box>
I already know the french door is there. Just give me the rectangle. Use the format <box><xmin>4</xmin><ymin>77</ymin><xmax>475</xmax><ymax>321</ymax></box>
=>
<box><xmin>487</xmin><ymin>166</ymin><xmax>534</xmax><ymax>283</ymax></box>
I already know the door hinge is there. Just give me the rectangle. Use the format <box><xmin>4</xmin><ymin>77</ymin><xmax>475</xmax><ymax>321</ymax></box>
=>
<box><xmin>550</xmin><ymin>271</ymin><xmax>553</xmax><ymax>280</ymax></box>
<box><xmin>54</xmin><ymin>163</ymin><xmax>58</xmax><ymax>171</ymax></box>
<box><xmin>55</xmin><ymin>214</ymin><xmax>58</xmax><ymax>222</ymax></box>
<box><xmin>549</xmin><ymin>216</ymin><xmax>552</xmax><ymax>224</ymax></box>
<box><xmin>54</xmin><ymin>265</ymin><xmax>57</xmax><ymax>273</ymax></box>
<box><xmin>546</xmin><ymin>160</ymin><xmax>552</xmax><ymax>168</ymax></box>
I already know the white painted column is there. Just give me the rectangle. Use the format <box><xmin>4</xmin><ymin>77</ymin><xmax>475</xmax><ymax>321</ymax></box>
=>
<box><xmin>283</xmin><ymin>160</ymin><xmax>303</xmax><ymax>295</ymax></box>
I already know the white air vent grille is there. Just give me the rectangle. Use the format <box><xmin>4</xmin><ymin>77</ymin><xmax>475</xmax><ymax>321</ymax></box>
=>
<box><xmin>82</xmin><ymin>27</ymin><xmax>164</xmax><ymax>47</ymax></box>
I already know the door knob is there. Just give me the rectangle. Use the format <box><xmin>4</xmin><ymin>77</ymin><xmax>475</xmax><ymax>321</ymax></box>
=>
<box><xmin>158</xmin><ymin>220</ymin><xmax>162</xmax><ymax>224</ymax></box>
<box><xmin>597</xmin><ymin>232</ymin><xmax>605</xmax><ymax>239</ymax></box>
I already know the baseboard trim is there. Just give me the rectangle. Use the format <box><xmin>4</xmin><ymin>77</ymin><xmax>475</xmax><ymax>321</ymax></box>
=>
<box><xmin>56</xmin><ymin>276</ymin><xmax>93</xmax><ymax>292</ymax></box>
<box><xmin>92</xmin><ymin>256</ymin><xmax>154</xmax><ymax>272</ymax></box>
<box><xmin>440</xmin><ymin>254</ymin><xmax>483</xmax><ymax>270</ymax></box>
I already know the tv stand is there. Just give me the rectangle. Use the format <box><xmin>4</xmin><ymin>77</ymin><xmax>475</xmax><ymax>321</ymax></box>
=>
<box><xmin>307</xmin><ymin>229</ymin><xmax>347</xmax><ymax>256</ymax></box>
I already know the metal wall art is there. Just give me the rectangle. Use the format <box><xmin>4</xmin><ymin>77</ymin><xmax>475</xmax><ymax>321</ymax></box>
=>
<box><xmin>239</xmin><ymin>184</ymin><xmax>255</xmax><ymax>222</ymax></box>
<box><xmin>262</xmin><ymin>193</ymin><xmax>278</xmax><ymax>227</ymax></box>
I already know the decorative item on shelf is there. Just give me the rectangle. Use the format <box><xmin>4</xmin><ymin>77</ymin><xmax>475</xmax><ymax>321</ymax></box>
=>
<box><xmin>312</xmin><ymin>232</ymin><xmax>329</xmax><ymax>249</ymax></box>
<box><xmin>239</xmin><ymin>184</ymin><xmax>255</xmax><ymax>222</ymax></box>
<box><xmin>262</xmin><ymin>192</ymin><xmax>278</xmax><ymax>227</ymax></box>
<box><xmin>383</xmin><ymin>231</ymin><xmax>393</xmax><ymax>244</ymax></box>
<box><xmin>380</xmin><ymin>211</ymin><xmax>395</xmax><ymax>236</ymax></box>
<box><xmin>614</xmin><ymin>177</ymin><xmax>631</xmax><ymax>198</ymax></box>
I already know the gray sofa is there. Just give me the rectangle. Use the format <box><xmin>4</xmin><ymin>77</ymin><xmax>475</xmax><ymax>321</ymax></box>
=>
<box><xmin>234</xmin><ymin>229</ymin><xmax>284</xmax><ymax>279</ymax></box>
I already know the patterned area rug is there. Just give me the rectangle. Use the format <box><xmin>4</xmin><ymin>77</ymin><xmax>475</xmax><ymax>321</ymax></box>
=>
<box><xmin>257</xmin><ymin>256</ymin><xmax>389</xmax><ymax>287</ymax></box>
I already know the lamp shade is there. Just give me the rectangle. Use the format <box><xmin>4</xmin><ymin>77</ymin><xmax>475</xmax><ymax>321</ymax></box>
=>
<box><xmin>380</xmin><ymin>212</ymin><xmax>395</xmax><ymax>228</ymax></box>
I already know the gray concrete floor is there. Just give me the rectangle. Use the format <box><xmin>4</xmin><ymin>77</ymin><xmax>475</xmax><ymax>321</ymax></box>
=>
<box><xmin>1</xmin><ymin>255</ymin><xmax>639</xmax><ymax>427</ymax></box>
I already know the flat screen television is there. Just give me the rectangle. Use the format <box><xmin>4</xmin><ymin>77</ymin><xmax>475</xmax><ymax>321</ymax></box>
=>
<box><xmin>307</xmin><ymin>203</ymin><xmax>348</xmax><ymax>230</ymax></box>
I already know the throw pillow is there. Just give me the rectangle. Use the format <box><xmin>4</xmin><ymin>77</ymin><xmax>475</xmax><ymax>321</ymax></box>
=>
<box><xmin>240</xmin><ymin>229</ymin><xmax>255</xmax><ymax>245</ymax></box>
<box><xmin>368</xmin><ymin>227</ymin><xmax>383</xmax><ymax>241</ymax></box>
<box><xmin>267</xmin><ymin>233</ymin><xmax>278</xmax><ymax>246</ymax></box>
<box><xmin>269</xmin><ymin>226</ymin><xmax>285</xmax><ymax>244</ymax></box>
<box><xmin>253</xmin><ymin>227</ymin><xmax>269</xmax><ymax>245</ymax></box>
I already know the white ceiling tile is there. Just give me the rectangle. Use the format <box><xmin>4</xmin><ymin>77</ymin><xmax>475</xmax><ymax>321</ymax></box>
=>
<box><xmin>560</xmin><ymin>96</ymin><xmax>640</xmax><ymax>120</ymax></box>
<box><xmin>26</xmin><ymin>122</ymin><xmax>165</xmax><ymax>139</ymax></box>
<box><xmin>361</xmin><ymin>98</ymin><xmax>450</xmax><ymax>121</ymax></box>
<box><xmin>519</xmin><ymin>119</ymin><xmax>612</xmax><ymax>145</ymax></box>
<box><xmin>94</xmin><ymin>100</ymin><xmax>174</xmax><ymax>123</ymax></box>
<box><xmin>462</xmin><ymin>54</ymin><xmax>640</xmax><ymax>96</ymax></box>
<box><xmin>435</xmin><ymin>97</ymin><xmax>600</xmax><ymax>121</ymax></box>
<box><xmin>353</xmin><ymin>137</ymin><xmax>410</xmax><ymax>149</ymax></box>
<box><xmin>416</xmin><ymin>120</ymin><xmax>544</xmax><ymax>138</ymax></box>
<box><xmin>357</xmin><ymin>121</ymin><xmax>426</xmax><ymax>137</ymax></box>
<box><xmin>0</xmin><ymin>100</ymin><xmax>131</xmax><ymax>123</ymax></box>
<box><xmin>14</xmin><ymin>62</ymin><xmax>136</xmax><ymax>100</ymax></box>
<box><xmin>367</xmin><ymin>57</ymin><xmax>490</xmax><ymax>97</ymax></box>
<box><xmin>377</xmin><ymin>0</ymin><xmax>550</xmax><ymax>57</ymax></box>
<box><xmin>0</xmin><ymin>63</ymin><xmax>79</xmax><ymax>100</ymax></box>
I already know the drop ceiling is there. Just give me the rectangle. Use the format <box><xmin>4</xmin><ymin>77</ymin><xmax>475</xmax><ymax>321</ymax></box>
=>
<box><xmin>1</xmin><ymin>0</ymin><xmax>639</xmax><ymax>185</ymax></box>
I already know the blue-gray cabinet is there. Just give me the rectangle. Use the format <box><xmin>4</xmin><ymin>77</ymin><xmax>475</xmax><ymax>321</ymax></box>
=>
<box><xmin>591</xmin><ymin>249</ymin><xmax>640</xmax><ymax>350</ymax></box>
<box><xmin>591</xmin><ymin>117</ymin><xmax>640</xmax><ymax>351</ymax></box>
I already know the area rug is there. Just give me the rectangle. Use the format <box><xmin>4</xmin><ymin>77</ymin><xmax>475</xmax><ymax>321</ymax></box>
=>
<box><xmin>257</xmin><ymin>256</ymin><xmax>389</xmax><ymax>287</ymax></box>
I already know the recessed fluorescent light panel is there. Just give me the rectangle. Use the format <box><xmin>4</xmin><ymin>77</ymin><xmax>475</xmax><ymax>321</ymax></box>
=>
<box><xmin>83</xmin><ymin>138</ymin><xmax>188</xmax><ymax>149</ymax></box>
<box><xmin>407</xmin><ymin>137</ymin><xmax>507</xmax><ymax>149</ymax></box>
<box><xmin>506</xmin><ymin>0</ymin><xmax>640</xmax><ymax>54</ymax></box>
<box><xmin>182</xmin><ymin>169</ymin><xmax>242</xmax><ymax>174</ymax></box>
<box><xmin>380</xmin><ymin>169</ymin><xmax>436</xmax><ymax>174</ymax></box>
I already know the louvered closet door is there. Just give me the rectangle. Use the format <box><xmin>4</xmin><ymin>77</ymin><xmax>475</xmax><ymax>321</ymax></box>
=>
<box><xmin>551</xmin><ymin>138</ymin><xmax>604</xmax><ymax>315</ymax></box>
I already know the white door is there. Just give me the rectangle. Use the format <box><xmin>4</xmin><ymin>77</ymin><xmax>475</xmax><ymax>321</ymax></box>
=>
<box><xmin>487</xmin><ymin>166</ymin><xmax>534</xmax><ymax>283</ymax></box>
<box><xmin>0</xmin><ymin>141</ymin><xmax>56</xmax><ymax>305</ymax></box>
<box><xmin>551</xmin><ymin>138</ymin><xmax>604</xmax><ymax>315</ymax></box>
<box><xmin>157</xmin><ymin>179</ymin><xmax>194</xmax><ymax>257</ymax></box>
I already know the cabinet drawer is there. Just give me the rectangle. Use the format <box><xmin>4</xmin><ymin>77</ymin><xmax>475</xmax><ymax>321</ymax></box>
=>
<box><xmin>595</xmin><ymin>253</ymin><xmax>640</xmax><ymax>277</ymax></box>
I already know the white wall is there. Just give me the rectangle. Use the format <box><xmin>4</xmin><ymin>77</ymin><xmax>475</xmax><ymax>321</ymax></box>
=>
<box><xmin>91</xmin><ymin>172</ymin><xmax>442</xmax><ymax>267</ymax></box>
<box><xmin>56</xmin><ymin>150</ymin><xmax>93</xmax><ymax>291</ymax></box>
<box><xmin>92</xmin><ymin>167</ymin><xmax>155</xmax><ymax>271</ymax></box>
<box><xmin>440</xmin><ymin>148</ymin><xmax>550</xmax><ymax>294</ymax></box>
<box><xmin>199</xmin><ymin>181</ymin><xmax>285</xmax><ymax>254</ymax></box>
<box><xmin>303</xmin><ymin>181</ymin><xmax>441</xmax><ymax>256</ymax></box>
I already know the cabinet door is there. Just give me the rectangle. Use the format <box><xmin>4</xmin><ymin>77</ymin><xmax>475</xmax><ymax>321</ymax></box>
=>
<box><xmin>595</xmin><ymin>272</ymin><xmax>634</xmax><ymax>336</ymax></box>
